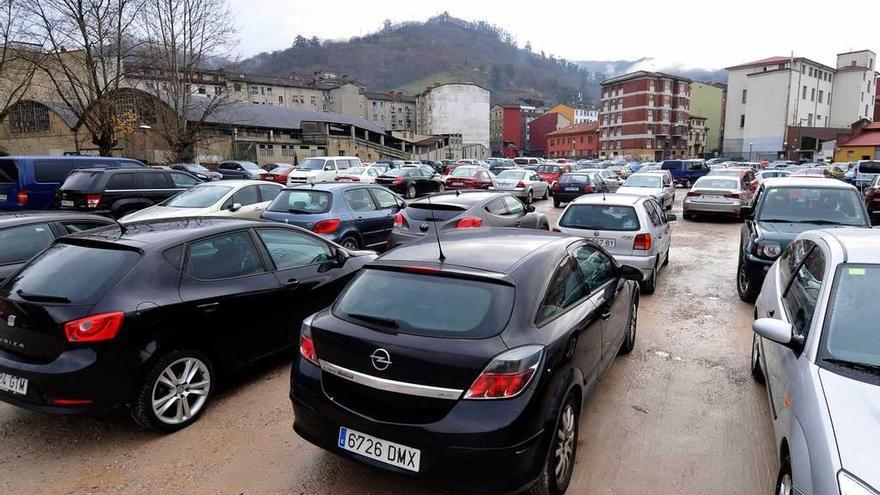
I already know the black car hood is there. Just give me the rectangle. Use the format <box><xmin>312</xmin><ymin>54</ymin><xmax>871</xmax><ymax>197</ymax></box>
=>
<box><xmin>755</xmin><ymin>220</ymin><xmax>850</xmax><ymax>247</ymax></box>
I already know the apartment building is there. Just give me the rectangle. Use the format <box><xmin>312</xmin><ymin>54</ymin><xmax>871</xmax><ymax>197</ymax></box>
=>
<box><xmin>490</xmin><ymin>104</ymin><xmax>543</xmax><ymax>157</ymax></box>
<box><xmin>416</xmin><ymin>83</ymin><xmax>491</xmax><ymax>159</ymax></box>
<box><xmin>599</xmin><ymin>71</ymin><xmax>691</xmax><ymax>160</ymax></box>
<box><xmin>365</xmin><ymin>91</ymin><xmax>416</xmax><ymax>132</ymax></box>
<box><xmin>689</xmin><ymin>82</ymin><xmax>726</xmax><ymax>154</ymax></box>
<box><xmin>528</xmin><ymin>112</ymin><xmax>570</xmax><ymax>157</ymax></box>
<box><xmin>687</xmin><ymin>117</ymin><xmax>708</xmax><ymax>158</ymax></box>
<box><xmin>722</xmin><ymin>51</ymin><xmax>876</xmax><ymax>161</ymax></box>
<box><xmin>546</xmin><ymin>122</ymin><xmax>600</xmax><ymax>159</ymax></box>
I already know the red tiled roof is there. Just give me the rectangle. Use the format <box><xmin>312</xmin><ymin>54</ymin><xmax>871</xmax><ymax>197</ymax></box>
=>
<box><xmin>840</xmin><ymin>130</ymin><xmax>880</xmax><ymax>147</ymax></box>
<box><xmin>725</xmin><ymin>56</ymin><xmax>790</xmax><ymax>70</ymax></box>
<box><xmin>546</xmin><ymin>122</ymin><xmax>599</xmax><ymax>136</ymax></box>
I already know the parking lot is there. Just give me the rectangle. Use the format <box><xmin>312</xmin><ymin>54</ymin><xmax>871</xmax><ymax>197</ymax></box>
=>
<box><xmin>0</xmin><ymin>194</ymin><xmax>777</xmax><ymax>495</ymax></box>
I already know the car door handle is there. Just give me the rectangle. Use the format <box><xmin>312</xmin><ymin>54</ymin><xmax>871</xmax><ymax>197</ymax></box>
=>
<box><xmin>196</xmin><ymin>302</ymin><xmax>219</xmax><ymax>312</ymax></box>
<box><xmin>513</xmin><ymin>222</ymin><xmax>522</xmax><ymax>227</ymax></box>
<box><xmin>284</xmin><ymin>278</ymin><xmax>300</xmax><ymax>288</ymax></box>
<box><xmin>601</xmin><ymin>308</ymin><xmax>612</xmax><ymax>320</ymax></box>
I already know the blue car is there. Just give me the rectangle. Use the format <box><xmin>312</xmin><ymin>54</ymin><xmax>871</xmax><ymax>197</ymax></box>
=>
<box><xmin>0</xmin><ymin>156</ymin><xmax>145</xmax><ymax>211</ymax></box>
<box><xmin>260</xmin><ymin>183</ymin><xmax>406</xmax><ymax>251</ymax></box>
<box><xmin>660</xmin><ymin>159</ymin><xmax>709</xmax><ymax>188</ymax></box>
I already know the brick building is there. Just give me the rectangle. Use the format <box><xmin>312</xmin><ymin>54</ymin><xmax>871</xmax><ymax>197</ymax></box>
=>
<box><xmin>599</xmin><ymin>71</ymin><xmax>691</xmax><ymax>160</ymax></box>
<box><xmin>546</xmin><ymin>122</ymin><xmax>600</xmax><ymax>158</ymax></box>
<box><xmin>528</xmin><ymin>113</ymin><xmax>570</xmax><ymax>157</ymax></box>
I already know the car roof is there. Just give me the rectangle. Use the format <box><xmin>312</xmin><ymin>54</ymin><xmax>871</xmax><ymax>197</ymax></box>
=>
<box><xmin>761</xmin><ymin>177</ymin><xmax>855</xmax><ymax>189</ymax></box>
<box><xmin>820</xmin><ymin>228</ymin><xmax>880</xmax><ymax>264</ymax></box>
<box><xmin>376</xmin><ymin>228</ymin><xmax>571</xmax><ymax>274</ymax></box>
<box><xmin>67</xmin><ymin>217</ymin><xmax>269</xmax><ymax>249</ymax></box>
<box><xmin>285</xmin><ymin>182</ymin><xmax>375</xmax><ymax>192</ymax></box>
<box><xmin>0</xmin><ymin>211</ymin><xmax>113</xmax><ymax>228</ymax></box>
<box><xmin>72</xmin><ymin>167</ymin><xmax>166</xmax><ymax>174</ymax></box>
<box><xmin>570</xmin><ymin>193</ymin><xmax>644</xmax><ymax>206</ymax></box>
<box><xmin>410</xmin><ymin>191</ymin><xmax>502</xmax><ymax>206</ymax></box>
<box><xmin>204</xmin><ymin>180</ymin><xmax>278</xmax><ymax>188</ymax></box>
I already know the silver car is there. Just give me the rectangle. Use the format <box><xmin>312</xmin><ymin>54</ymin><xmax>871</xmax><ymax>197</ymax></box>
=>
<box><xmin>682</xmin><ymin>175</ymin><xmax>752</xmax><ymax>219</ymax></box>
<box><xmin>598</xmin><ymin>169</ymin><xmax>624</xmax><ymax>192</ymax></box>
<box><xmin>554</xmin><ymin>193</ymin><xmax>675</xmax><ymax>294</ymax></box>
<box><xmin>489</xmin><ymin>169</ymin><xmax>549</xmax><ymax>204</ymax></box>
<box><xmin>751</xmin><ymin>228</ymin><xmax>880</xmax><ymax>495</ymax></box>
<box><xmin>616</xmin><ymin>172</ymin><xmax>676</xmax><ymax>210</ymax></box>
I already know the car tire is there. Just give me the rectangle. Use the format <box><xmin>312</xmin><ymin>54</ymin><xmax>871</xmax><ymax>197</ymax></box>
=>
<box><xmin>662</xmin><ymin>248</ymin><xmax>670</xmax><ymax>266</ymax></box>
<box><xmin>683</xmin><ymin>213</ymin><xmax>695</xmax><ymax>220</ymax></box>
<box><xmin>619</xmin><ymin>294</ymin><xmax>638</xmax><ymax>354</ymax></box>
<box><xmin>542</xmin><ymin>187</ymin><xmax>549</xmax><ymax>200</ymax></box>
<box><xmin>527</xmin><ymin>394</ymin><xmax>579</xmax><ymax>495</ymax></box>
<box><xmin>340</xmin><ymin>235</ymin><xmax>360</xmax><ymax>250</ymax></box>
<box><xmin>751</xmin><ymin>333</ymin><xmax>765</xmax><ymax>384</ymax></box>
<box><xmin>406</xmin><ymin>185</ymin><xmax>417</xmax><ymax>199</ymax></box>
<box><xmin>553</xmin><ymin>198</ymin><xmax>561</xmax><ymax>208</ymax></box>
<box><xmin>684</xmin><ymin>179</ymin><xmax>692</xmax><ymax>188</ymax></box>
<box><xmin>131</xmin><ymin>349</ymin><xmax>214</xmax><ymax>433</ymax></box>
<box><xmin>737</xmin><ymin>251</ymin><xmax>759</xmax><ymax>303</ymax></box>
<box><xmin>640</xmin><ymin>264</ymin><xmax>657</xmax><ymax>295</ymax></box>
<box><xmin>775</xmin><ymin>456</ymin><xmax>793</xmax><ymax>495</ymax></box>
<box><xmin>527</xmin><ymin>190</ymin><xmax>534</xmax><ymax>204</ymax></box>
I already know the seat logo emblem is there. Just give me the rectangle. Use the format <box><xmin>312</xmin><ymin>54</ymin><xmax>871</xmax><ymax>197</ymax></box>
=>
<box><xmin>370</xmin><ymin>348</ymin><xmax>392</xmax><ymax>371</ymax></box>
<box><xmin>6</xmin><ymin>315</ymin><xmax>14</xmax><ymax>327</ymax></box>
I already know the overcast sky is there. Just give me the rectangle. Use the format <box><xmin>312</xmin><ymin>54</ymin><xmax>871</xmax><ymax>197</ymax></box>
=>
<box><xmin>229</xmin><ymin>0</ymin><xmax>880</xmax><ymax>70</ymax></box>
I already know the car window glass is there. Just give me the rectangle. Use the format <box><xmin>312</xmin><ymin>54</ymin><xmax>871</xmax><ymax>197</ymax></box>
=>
<box><xmin>337</xmin><ymin>159</ymin><xmax>350</xmax><ymax>170</ymax></box>
<box><xmin>783</xmin><ymin>242</ymin><xmax>824</xmax><ymax>336</ymax></box>
<box><xmin>643</xmin><ymin>202</ymin><xmax>662</xmax><ymax>227</ymax></box>
<box><xmin>647</xmin><ymin>200</ymin><xmax>666</xmax><ymax>224</ymax></box>
<box><xmin>258</xmin><ymin>184</ymin><xmax>281</xmax><ymax>202</ymax></box>
<box><xmin>0</xmin><ymin>224</ymin><xmax>55</xmax><ymax>264</ymax></box>
<box><xmin>34</xmin><ymin>161</ymin><xmax>77</xmax><ymax>183</ymax></box>
<box><xmin>186</xmin><ymin>231</ymin><xmax>264</xmax><ymax>280</ymax></box>
<box><xmin>231</xmin><ymin>185</ymin><xmax>260</xmax><ymax>206</ymax></box>
<box><xmin>573</xmin><ymin>244</ymin><xmax>615</xmax><ymax>291</ymax></box>
<box><xmin>61</xmin><ymin>221</ymin><xmax>108</xmax><ymax>234</ymax></box>
<box><xmin>257</xmin><ymin>229</ymin><xmax>332</xmax><ymax>269</ymax></box>
<box><xmin>821</xmin><ymin>264</ymin><xmax>880</xmax><ymax>366</ymax></box>
<box><xmin>137</xmin><ymin>172</ymin><xmax>170</xmax><ymax>189</ymax></box>
<box><xmin>344</xmin><ymin>188</ymin><xmax>378</xmax><ymax>212</ymax></box>
<box><xmin>485</xmin><ymin>198</ymin><xmax>507</xmax><ymax>215</ymax></box>
<box><xmin>371</xmin><ymin>188</ymin><xmax>398</xmax><ymax>209</ymax></box>
<box><xmin>163</xmin><ymin>245</ymin><xmax>184</xmax><ymax>270</ymax></box>
<box><xmin>170</xmin><ymin>172</ymin><xmax>200</xmax><ymax>188</ymax></box>
<box><xmin>325</xmin><ymin>160</ymin><xmax>336</xmax><ymax>170</ymax></box>
<box><xmin>538</xmin><ymin>258</ymin><xmax>586</xmax><ymax>324</ymax></box>
<box><xmin>106</xmin><ymin>173</ymin><xmax>134</xmax><ymax>190</ymax></box>
<box><xmin>503</xmin><ymin>196</ymin><xmax>525</xmax><ymax>216</ymax></box>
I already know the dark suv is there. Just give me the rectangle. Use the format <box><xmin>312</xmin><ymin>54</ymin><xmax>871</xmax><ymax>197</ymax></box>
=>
<box><xmin>660</xmin><ymin>159</ymin><xmax>709</xmax><ymax>188</ymax></box>
<box><xmin>54</xmin><ymin>168</ymin><xmax>201</xmax><ymax>218</ymax></box>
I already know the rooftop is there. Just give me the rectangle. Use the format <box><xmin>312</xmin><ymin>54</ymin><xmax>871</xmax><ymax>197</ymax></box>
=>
<box><xmin>191</xmin><ymin>98</ymin><xmax>386</xmax><ymax>134</ymax></box>
<box><xmin>546</xmin><ymin>122</ymin><xmax>600</xmax><ymax>137</ymax></box>
<box><xmin>601</xmin><ymin>70</ymin><xmax>692</xmax><ymax>86</ymax></box>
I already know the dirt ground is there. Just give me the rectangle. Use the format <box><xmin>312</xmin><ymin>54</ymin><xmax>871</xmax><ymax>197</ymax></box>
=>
<box><xmin>0</xmin><ymin>193</ymin><xmax>777</xmax><ymax>495</ymax></box>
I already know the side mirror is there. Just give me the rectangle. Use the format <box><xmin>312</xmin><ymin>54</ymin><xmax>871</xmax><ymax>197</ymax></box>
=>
<box><xmin>753</xmin><ymin>318</ymin><xmax>795</xmax><ymax>346</ymax></box>
<box><xmin>666</xmin><ymin>213</ymin><xmax>677</xmax><ymax>222</ymax></box>
<box><xmin>228</xmin><ymin>202</ymin><xmax>242</xmax><ymax>212</ymax></box>
<box><xmin>335</xmin><ymin>247</ymin><xmax>350</xmax><ymax>264</ymax></box>
<box><xmin>618</xmin><ymin>264</ymin><xmax>644</xmax><ymax>281</ymax></box>
<box><xmin>526</xmin><ymin>205</ymin><xmax>536</xmax><ymax>212</ymax></box>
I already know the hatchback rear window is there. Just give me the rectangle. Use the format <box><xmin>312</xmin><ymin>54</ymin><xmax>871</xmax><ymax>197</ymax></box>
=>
<box><xmin>267</xmin><ymin>190</ymin><xmax>331</xmax><ymax>213</ymax></box>
<box><xmin>559</xmin><ymin>205</ymin><xmax>641</xmax><ymax>231</ymax></box>
<box><xmin>60</xmin><ymin>171</ymin><xmax>102</xmax><ymax>191</ymax></box>
<box><xmin>406</xmin><ymin>203</ymin><xmax>467</xmax><ymax>222</ymax></box>
<box><xmin>858</xmin><ymin>161</ymin><xmax>880</xmax><ymax>174</ymax></box>
<box><xmin>560</xmin><ymin>174</ymin><xmax>590</xmax><ymax>184</ymax></box>
<box><xmin>0</xmin><ymin>159</ymin><xmax>20</xmax><ymax>184</ymax></box>
<box><xmin>333</xmin><ymin>269</ymin><xmax>515</xmax><ymax>339</ymax></box>
<box><xmin>3</xmin><ymin>243</ymin><xmax>139</xmax><ymax>304</ymax></box>
<box><xmin>661</xmin><ymin>161</ymin><xmax>682</xmax><ymax>170</ymax></box>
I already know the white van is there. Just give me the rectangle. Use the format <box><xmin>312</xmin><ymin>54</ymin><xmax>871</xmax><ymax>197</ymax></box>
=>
<box><xmin>287</xmin><ymin>156</ymin><xmax>363</xmax><ymax>184</ymax></box>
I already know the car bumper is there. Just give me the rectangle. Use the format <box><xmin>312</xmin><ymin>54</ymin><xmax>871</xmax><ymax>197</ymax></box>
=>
<box><xmin>682</xmin><ymin>199</ymin><xmax>743</xmax><ymax>216</ymax></box>
<box><xmin>553</xmin><ymin>191</ymin><xmax>588</xmax><ymax>203</ymax></box>
<box><xmin>290</xmin><ymin>359</ymin><xmax>547</xmax><ymax>492</ymax></box>
<box><xmin>612</xmin><ymin>253</ymin><xmax>658</xmax><ymax>279</ymax></box>
<box><xmin>0</xmin><ymin>347</ymin><xmax>129</xmax><ymax>413</ymax></box>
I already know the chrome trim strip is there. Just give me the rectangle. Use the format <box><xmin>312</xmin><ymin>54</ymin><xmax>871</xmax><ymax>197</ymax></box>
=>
<box><xmin>319</xmin><ymin>360</ymin><xmax>463</xmax><ymax>400</ymax></box>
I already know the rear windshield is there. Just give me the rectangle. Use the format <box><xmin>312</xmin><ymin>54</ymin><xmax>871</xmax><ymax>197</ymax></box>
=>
<box><xmin>536</xmin><ymin>165</ymin><xmax>561</xmax><ymax>173</ymax></box>
<box><xmin>513</xmin><ymin>158</ymin><xmax>531</xmax><ymax>165</ymax></box>
<box><xmin>3</xmin><ymin>243</ymin><xmax>139</xmax><ymax>304</ymax></box>
<box><xmin>166</xmin><ymin>185</ymin><xmax>232</xmax><ymax>208</ymax></box>
<box><xmin>59</xmin><ymin>170</ymin><xmax>102</xmax><ymax>191</ymax></box>
<box><xmin>625</xmin><ymin>175</ymin><xmax>662</xmax><ymax>187</ymax></box>
<box><xmin>661</xmin><ymin>161</ymin><xmax>682</xmax><ymax>170</ymax></box>
<box><xmin>267</xmin><ymin>190</ymin><xmax>332</xmax><ymax>213</ymax></box>
<box><xmin>560</xmin><ymin>174</ymin><xmax>590</xmax><ymax>184</ymax></box>
<box><xmin>406</xmin><ymin>203</ymin><xmax>466</xmax><ymax>221</ymax></box>
<box><xmin>757</xmin><ymin>187</ymin><xmax>868</xmax><ymax>226</ymax></box>
<box><xmin>496</xmin><ymin>171</ymin><xmax>528</xmax><ymax>180</ymax></box>
<box><xmin>382</xmin><ymin>168</ymin><xmax>405</xmax><ymax>177</ymax></box>
<box><xmin>695</xmin><ymin>178</ymin><xmax>739</xmax><ymax>189</ymax></box>
<box><xmin>0</xmin><ymin>159</ymin><xmax>18</xmax><ymax>184</ymax></box>
<box><xmin>858</xmin><ymin>161</ymin><xmax>880</xmax><ymax>174</ymax></box>
<box><xmin>559</xmin><ymin>204</ymin><xmax>641</xmax><ymax>231</ymax></box>
<box><xmin>450</xmin><ymin>167</ymin><xmax>479</xmax><ymax>177</ymax></box>
<box><xmin>333</xmin><ymin>269</ymin><xmax>515</xmax><ymax>338</ymax></box>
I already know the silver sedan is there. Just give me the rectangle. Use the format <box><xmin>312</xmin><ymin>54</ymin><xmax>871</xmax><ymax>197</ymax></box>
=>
<box><xmin>615</xmin><ymin>172</ymin><xmax>676</xmax><ymax>210</ymax></box>
<box><xmin>489</xmin><ymin>169</ymin><xmax>549</xmax><ymax>204</ymax></box>
<box><xmin>682</xmin><ymin>176</ymin><xmax>752</xmax><ymax>219</ymax></box>
<box><xmin>751</xmin><ymin>228</ymin><xmax>880</xmax><ymax>495</ymax></box>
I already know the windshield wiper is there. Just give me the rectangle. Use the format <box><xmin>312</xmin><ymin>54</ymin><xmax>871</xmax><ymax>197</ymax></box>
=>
<box><xmin>757</xmin><ymin>218</ymin><xmax>805</xmax><ymax>223</ymax></box>
<box><xmin>796</xmin><ymin>220</ymin><xmax>850</xmax><ymax>225</ymax></box>
<box><xmin>346</xmin><ymin>313</ymin><xmax>399</xmax><ymax>329</ymax></box>
<box><xmin>823</xmin><ymin>358</ymin><xmax>880</xmax><ymax>375</ymax></box>
<box><xmin>16</xmin><ymin>289</ymin><xmax>71</xmax><ymax>303</ymax></box>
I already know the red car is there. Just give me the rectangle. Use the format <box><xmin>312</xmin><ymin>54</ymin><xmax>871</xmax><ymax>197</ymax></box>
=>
<box><xmin>445</xmin><ymin>166</ymin><xmax>493</xmax><ymax>190</ymax></box>
<box><xmin>535</xmin><ymin>164</ymin><xmax>570</xmax><ymax>188</ymax></box>
<box><xmin>262</xmin><ymin>164</ymin><xmax>295</xmax><ymax>184</ymax></box>
<box><xmin>865</xmin><ymin>179</ymin><xmax>880</xmax><ymax>224</ymax></box>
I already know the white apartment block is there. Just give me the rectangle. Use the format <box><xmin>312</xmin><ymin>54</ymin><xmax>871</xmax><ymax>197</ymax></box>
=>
<box><xmin>575</xmin><ymin>107</ymin><xmax>599</xmax><ymax>123</ymax></box>
<box><xmin>416</xmin><ymin>83</ymin><xmax>491</xmax><ymax>158</ymax></box>
<box><xmin>723</xmin><ymin>50</ymin><xmax>876</xmax><ymax>160</ymax></box>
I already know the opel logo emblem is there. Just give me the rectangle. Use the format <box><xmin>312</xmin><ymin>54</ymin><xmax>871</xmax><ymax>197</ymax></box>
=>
<box><xmin>6</xmin><ymin>315</ymin><xmax>14</xmax><ymax>327</ymax></box>
<box><xmin>370</xmin><ymin>348</ymin><xmax>391</xmax><ymax>371</ymax></box>
<box><xmin>419</xmin><ymin>223</ymin><xmax>430</xmax><ymax>232</ymax></box>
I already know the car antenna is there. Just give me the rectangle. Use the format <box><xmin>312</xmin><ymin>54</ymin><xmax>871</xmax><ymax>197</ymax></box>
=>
<box><xmin>113</xmin><ymin>216</ymin><xmax>127</xmax><ymax>235</ymax></box>
<box><xmin>425</xmin><ymin>193</ymin><xmax>446</xmax><ymax>262</ymax></box>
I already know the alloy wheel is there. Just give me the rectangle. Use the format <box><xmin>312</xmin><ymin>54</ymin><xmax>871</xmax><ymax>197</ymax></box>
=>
<box><xmin>407</xmin><ymin>185</ymin><xmax>416</xmax><ymax>199</ymax></box>
<box><xmin>629</xmin><ymin>300</ymin><xmax>638</xmax><ymax>341</ymax></box>
<box><xmin>554</xmin><ymin>404</ymin><xmax>576</xmax><ymax>485</ymax></box>
<box><xmin>751</xmin><ymin>336</ymin><xmax>759</xmax><ymax>368</ymax></box>
<box><xmin>527</xmin><ymin>190</ymin><xmax>534</xmax><ymax>204</ymax></box>
<box><xmin>777</xmin><ymin>473</ymin><xmax>792</xmax><ymax>495</ymax></box>
<box><xmin>341</xmin><ymin>238</ymin><xmax>359</xmax><ymax>250</ymax></box>
<box><xmin>151</xmin><ymin>357</ymin><xmax>211</xmax><ymax>425</ymax></box>
<box><xmin>738</xmin><ymin>259</ymin><xmax>750</xmax><ymax>294</ymax></box>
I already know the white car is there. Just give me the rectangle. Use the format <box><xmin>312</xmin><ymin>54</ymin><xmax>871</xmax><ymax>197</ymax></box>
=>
<box><xmin>120</xmin><ymin>180</ymin><xmax>283</xmax><ymax>222</ymax></box>
<box><xmin>554</xmin><ymin>193</ymin><xmax>675</xmax><ymax>294</ymax></box>
<box><xmin>616</xmin><ymin>172</ymin><xmax>676</xmax><ymax>210</ymax></box>
<box><xmin>333</xmin><ymin>166</ymin><xmax>384</xmax><ymax>184</ymax></box>
<box><xmin>286</xmin><ymin>156</ymin><xmax>363</xmax><ymax>184</ymax></box>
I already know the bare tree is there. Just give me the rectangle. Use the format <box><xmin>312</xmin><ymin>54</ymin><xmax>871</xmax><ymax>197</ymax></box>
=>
<box><xmin>0</xmin><ymin>0</ymin><xmax>38</xmax><ymax>120</ymax></box>
<box><xmin>137</xmin><ymin>0</ymin><xmax>237</xmax><ymax>162</ymax></box>
<box><xmin>26</xmin><ymin>0</ymin><xmax>145</xmax><ymax>156</ymax></box>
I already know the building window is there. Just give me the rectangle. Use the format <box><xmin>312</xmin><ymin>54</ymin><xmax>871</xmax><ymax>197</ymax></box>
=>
<box><xmin>281</xmin><ymin>145</ymin><xmax>295</xmax><ymax>157</ymax></box>
<box><xmin>807</xmin><ymin>114</ymin><xmax>813</xmax><ymax>126</ymax></box>
<box><xmin>251</xmin><ymin>86</ymin><xmax>259</xmax><ymax>95</ymax></box>
<box><xmin>8</xmin><ymin>101</ymin><xmax>50</xmax><ymax>134</ymax></box>
<box><xmin>811</xmin><ymin>88</ymin><xmax>815</xmax><ymax>101</ymax></box>
<box><xmin>867</xmin><ymin>105</ymin><xmax>871</xmax><ymax>117</ymax></box>
<box><xmin>808</xmin><ymin>67</ymin><xmax>813</xmax><ymax>77</ymax></box>
<box><xmin>741</xmin><ymin>89</ymin><xmax>747</xmax><ymax>104</ymax></box>
<box><xmin>197</xmin><ymin>86</ymin><xmax>206</xmax><ymax>95</ymax></box>
<box><xmin>278</xmin><ymin>96</ymin><xmax>284</xmax><ymax>104</ymax></box>
<box><xmin>234</xmin><ymin>83</ymin><xmax>242</xmax><ymax>92</ymax></box>
<box><xmin>258</xmin><ymin>144</ymin><xmax>274</xmax><ymax>157</ymax></box>
<box><xmin>740</xmin><ymin>114</ymin><xmax>745</xmax><ymax>128</ymax></box>
<box><xmin>828</xmin><ymin>92</ymin><xmax>832</xmax><ymax>105</ymax></box>
<box><xmin>818</xmin><ymin>90</ymin><xmax>824</xmax><ymax>103</ymax></box>
<box><xmin>802</xmin><ymin>86</ymin><xmax>807</xmax><ymax>99</ymax></box>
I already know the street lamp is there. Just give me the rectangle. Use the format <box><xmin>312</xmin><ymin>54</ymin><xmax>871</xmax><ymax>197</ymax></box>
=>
<box><xmin>748</xmin><ymin>142</ymin><xmax>754</xmax><ymax>162</ymax></box>
<box><xmin>139</xmin><ymin>125</ymin><xmax>152</xmax><ymax>164</ymax></box>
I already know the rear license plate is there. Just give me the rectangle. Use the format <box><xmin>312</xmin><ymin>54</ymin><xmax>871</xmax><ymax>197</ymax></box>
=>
<box><xmin>593</xmin><ymin>238</ymin><xmax>616</xmax><ymax>248</ymax></box>
<box><xmin>338</xmin><ymin>427</ymin><xmax>420</xmax><ymax>472</ymax></box>
<box><xmin>61</xmin><ymin>200</ymin><xmax>75</xmax><ymax>207</ymax></box>
<box><xmin>565</xmin><ymin>187</ymin><xmax>579</xmax><ymax>192</ymax></box>
<box><xmin>452</xmin><ymin>182</ymin><xmax>464</xmax><ymax>186</ymax></box>
<box><xmin>0</xmin><ymin>373</ymin><xmax>28</xmax><ymax>395</ymax></box>
<box><xmin>0</xmin><ymin>194</ymin><xmax>5</xmax><ymax>202</ymax></box>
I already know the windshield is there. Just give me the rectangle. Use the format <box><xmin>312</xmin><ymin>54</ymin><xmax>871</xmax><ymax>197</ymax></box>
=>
<box><xmin>757</xmin><ymin>187</ymin><xmax>868</xmax><ymax>225</ymax></box>
<box><xmin>297</xmin><ymin>158</ymin><xmax>326</xmax><ymax>171</ymax></box>
<box><xmin>821</xmin><ymin>264</ymin><xmax>880</xmax><ymax>367</ymax></box>
<box><xmin>165</xmin><ymin>185</ymin><xmax>232</xmax><ymax>208</ymax></box>
<box><xmin>450</xmin><ymin>167</ymin><xmax>479</xmax><ymax>177</ymax></box>
<box><xmin>695</xmin><ymin>178</ymin><xmax>739</xmax><ymax>189</ymax></box>
<box><xmin>184</xmin><ymin>164</ymin><xmax>210</xmax><ymax>173</ymax></box>
<box><xmin>240</xmin><ymin>162</ymin><xmax>261</xmax><ymax>171</ymax></box>
<box><xmin>496</xmin><ymin>171</ymin><xmax>527</xmax><ymax>180</ymax></box>
<box><xmin>267</xmin><ymin>190</ymin><xmax>332</xmax><ymax>213</ymax></box>
<box><xmin>269</xmin><ymin>165</ymin><xmax>293</xmax><ymax>174</ymax></box>
<box><xmin>536</xmin><ymin>165</ymin><xmax>560</xmax><ymax>173</ymax></box>
<box><xmin>559</xmin><ymin>204</ymin><xmax>641</xmax><ymax>231</ymax></box>
<box><xmin>333</xmin><ymin>269</ymin><xmax>515</xmax><ymax>338</ymax></box>
<box><xmin>624</xmin><ymin>175</ymin><xmax>662</xmax><ymax>188</ymax></box>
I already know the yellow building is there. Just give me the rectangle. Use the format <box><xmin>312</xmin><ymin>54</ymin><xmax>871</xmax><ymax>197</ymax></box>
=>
<box><xmin>834</xmin><ymin>122</ymin><xmax>880</xmax><ymax>161</ymax></box>
<box><xmin>545</xmin><ymin>104</ymin><xmax>575</xmax><ymax>124</ymax></box>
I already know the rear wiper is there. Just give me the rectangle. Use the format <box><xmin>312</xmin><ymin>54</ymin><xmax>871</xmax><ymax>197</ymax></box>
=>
<box><xmin>287</xmin><ymin>208</ymin><xmax>312</xmax><ymax>214</ymax></box>
<box><xmin>346</xmin><ymin>313</ymin><xmax>399</xmax><ymax>329</ymax></box>
<box><xmin>823</xmin><ymin>358</ymin><xmax>880</xmax><ymax>375</ymax></box>
<box><xmin>16</xmin><ymin>289</ymin><xmax>71</xmax><ymax>303</ymax></box>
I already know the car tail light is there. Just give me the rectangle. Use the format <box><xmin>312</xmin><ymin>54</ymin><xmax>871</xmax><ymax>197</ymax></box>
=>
<box><xmin>464</xmin><ymin>345</ymin><xmax>543</xmax><ymax>399</ymax></box>
<box><xmin>686</xmin><ymin>191</ymin><xmax>699</xmax><ymax>197</ymax></box>
<box><xmin>456</xmin><ymin>217</ymin><xmax>483</xmax><ymax>228</ymax></box>
<box><xmin>64</xmin><ymin>312</ymin><xmax>124</xmax><ymax>343</ymax></box>
<box><xmin>516</xmin><ymin>181</ymin><xmax>526</xmax><ymax>188</ymax></box>
<box><xmin>299</xmin><ymin>322</ymin><xmax>319</xmax><ymax>366</ymax></box>
<box><xmin>633</xmin><ymin>233</ymin><xmax>652</xmax><ymax>251</ymax></box>
<box><xmin>583</xmin><ymin>185</ymin><xmax>593</xmax><ymax>193</ymax></box>
<box><xmin>551</xmin><ymin>227</ymin><xmax>561</xmax><ymax>232</ymax></box>
<box><xmin>394</xmin><ymin>212</ymin><xmax>404</xmax><ymax>228</ymax></box>
<box><xmin>16</xmin><ymin>190</ymin><xmax>28</xmax><ymax>205</ymax></box>
<box><xmin>726</xmin><ymin>193</ymin><xmax>741</xmax><ymax>199</ymax></box>
<box><xmin>86</xmin><ymin>194</ymin><xmax>102</xmax><ymax>208</ymax></box>
<box><xmin>313</xmin><ymin>219</ymin><xmax>341</xmax><ymax>234</ymax></box>
<box><xmin>393</xmin><ymin>177</ymin><xmax>404</xmax><ymax>185</ymax></box>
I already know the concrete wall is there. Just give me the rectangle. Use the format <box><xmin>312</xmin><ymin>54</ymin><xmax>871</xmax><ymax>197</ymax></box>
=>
<box><xmin>417</xmin><ymin>84</ymin><xmax>490</xmax><ymax>157</ymax></box>
<box><xmin>830</xmin><ymin>69</ymin><xmax>875</xmax><ymax>127</ymax></box>
<box><xmin>690</xmin><ymin>82</ymin><xmax>725</xmax><ymax>153</ymax></box>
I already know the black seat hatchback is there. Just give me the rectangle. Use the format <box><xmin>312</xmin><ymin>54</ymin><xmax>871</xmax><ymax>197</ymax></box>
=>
<box><xmin>0</xmin><ymin>218</ymin><xmax>375</xmax><ymax>431</ymax></box>
<box><xmin>290</xmin><ymin>228</ymin><xmax>643</xmax><ymax>494</ymax></box>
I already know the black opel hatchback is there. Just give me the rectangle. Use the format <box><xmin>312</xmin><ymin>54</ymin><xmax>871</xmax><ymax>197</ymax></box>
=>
<box><xmin>0</xmin><ymin>218</ymin><xmax>375</xmax><ymax>431</ymax></box>
<box><xmin>290</xmin><ymin>229</ymin><xmax>642</xmax><ymax>494</ymax></box>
